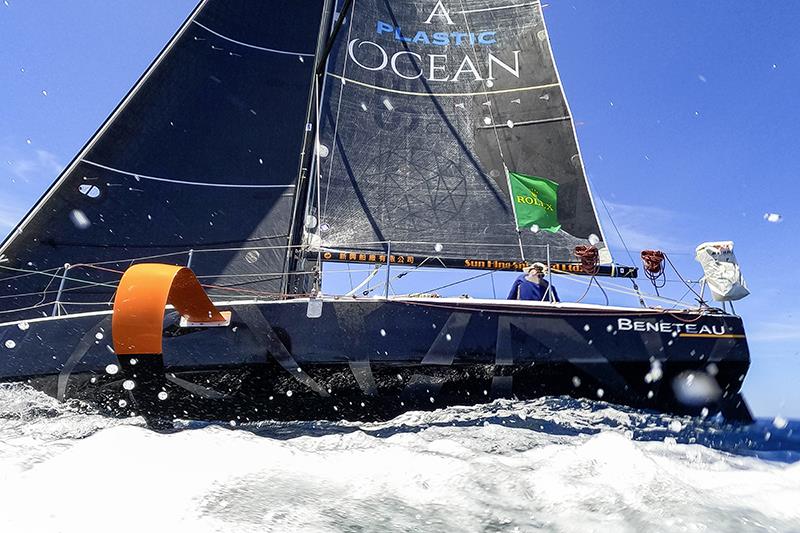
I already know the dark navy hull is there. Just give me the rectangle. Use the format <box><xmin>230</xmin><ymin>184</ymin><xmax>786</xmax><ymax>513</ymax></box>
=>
<box><xmin>0</xmin><ymin>297</ymin><xmax>751</xmax><ymax>422</ymax></box>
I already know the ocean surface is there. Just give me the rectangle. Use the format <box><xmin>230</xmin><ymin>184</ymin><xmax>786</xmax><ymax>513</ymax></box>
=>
<box><xmin>0</xmin><ymin>384</ymin><xmax>798</xmax><ymax>533</ymax></box>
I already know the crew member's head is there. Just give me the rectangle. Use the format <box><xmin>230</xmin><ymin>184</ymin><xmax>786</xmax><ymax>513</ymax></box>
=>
<box><xmin>523</xmin><ymin>262</ymin><xmax>547</xmax><ymax>279</ymax></box>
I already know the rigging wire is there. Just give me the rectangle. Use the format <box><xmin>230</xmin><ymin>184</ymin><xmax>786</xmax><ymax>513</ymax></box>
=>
<box><xmin>664</xmin><ymin>253</ymin><xmax>706</xmax><ymax>304</ymax></box>
<box><xmin>419</xmin><ymin>269</ymin><xmax>495</xmax><ymax>295</ymax></box>
<box><xmin>595</xmin><ymin>193</ymin><xmax>637</xmax><ymax>267</ymax></box>
<box><xmin>553</xmin><ymin>271</ymin><xmax>696</xmax><ymax>308</ymax></box>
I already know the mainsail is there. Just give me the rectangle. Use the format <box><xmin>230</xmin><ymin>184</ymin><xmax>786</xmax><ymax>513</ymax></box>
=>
<box><xmin>0</xmin><ymin>0</ymin><xmax>327</xmax><ymax>322</ymax></box>
<box><xmin>311</xmin><ymin>0</ymin><xmax>612</xmax><ymax>267</ymax></box>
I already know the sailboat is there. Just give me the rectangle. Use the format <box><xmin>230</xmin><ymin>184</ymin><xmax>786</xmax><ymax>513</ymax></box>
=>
<box><xmin>0</xmin><ymin>0</ymin><xmax>753</xmax><ymax>424</ymax></box>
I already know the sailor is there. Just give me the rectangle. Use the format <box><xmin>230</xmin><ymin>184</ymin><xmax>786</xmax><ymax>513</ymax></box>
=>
<box><xmin>507</xmin><ymin>262</ymin><xmax>560</xmax><ymax>302</ymax></box>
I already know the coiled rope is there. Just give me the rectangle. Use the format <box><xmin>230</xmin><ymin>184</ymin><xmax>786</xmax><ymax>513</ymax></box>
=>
<box><xmin>573</xmin><ymin>245</ymin><xmax>608</xmax><ymax>305</ymax></box>
<box><xmin>641</xmin><ymin>250</ymin><xmax>666</xmax><ymax>293</ymax></box>
<box><xmin>573</xmin><ymin>245</ymin><xmax>600</xmax><ymax>275</ymax></box>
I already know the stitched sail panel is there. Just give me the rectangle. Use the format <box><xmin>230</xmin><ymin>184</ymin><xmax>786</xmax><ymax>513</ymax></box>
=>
<box><xmin>313</xmin><ymin>0</ymin><xmax>610</xmax><ymax>264</ymax></box>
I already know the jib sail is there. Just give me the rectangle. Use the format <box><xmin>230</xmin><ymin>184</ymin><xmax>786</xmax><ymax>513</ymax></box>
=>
<box><xmin>0</xmin><ymin>0</ymin><xmax>326</xmax><ymax>322</ymax></box>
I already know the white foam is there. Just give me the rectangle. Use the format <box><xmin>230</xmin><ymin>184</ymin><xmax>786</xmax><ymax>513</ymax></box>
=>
<box><xmin>0</xmin><ymin>388</ymin><xmax>798</xmax><ymax>532</ymax></box>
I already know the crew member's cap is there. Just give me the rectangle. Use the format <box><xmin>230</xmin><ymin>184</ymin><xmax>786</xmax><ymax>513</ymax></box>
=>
<box><xmin>522</xmin><ymin>262</ymin><xmax>547</xmax><ymax>274</ymax></box>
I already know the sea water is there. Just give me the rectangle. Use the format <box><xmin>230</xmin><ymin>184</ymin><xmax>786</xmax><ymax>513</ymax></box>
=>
<box><xmin>0</xmin><ymin>383</ymin><xmax>798</xmax><ymax>533</ymax></box>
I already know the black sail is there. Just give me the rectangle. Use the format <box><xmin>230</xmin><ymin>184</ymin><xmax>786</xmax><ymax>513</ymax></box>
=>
<box><xmin>313</xmin><ymin>0</ymin><xmax>611</xmax><ymax>266</ymax></box>
<box><xmin>0</xmin><ymin>0</ymin><xmax>326</xmax><ymax>322</ymax></box>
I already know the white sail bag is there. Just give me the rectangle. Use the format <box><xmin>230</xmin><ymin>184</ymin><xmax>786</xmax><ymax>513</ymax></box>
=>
<box><xmin>694</xmin><ymin>241</ymin><xmax>749</xmax><ymax>301</ymax></box>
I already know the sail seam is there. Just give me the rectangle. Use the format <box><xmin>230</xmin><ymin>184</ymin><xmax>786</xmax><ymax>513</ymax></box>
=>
<box><xmin>192</xmin><ymin>22</ymin><xmax>316</xmax><ymax>57</ymax></box>
<box><xmin>81</xmin><ymin>160</ymin><xmax>296</xmax><ymax>189</ymax></box>
<box><xmin>325</xmin><ymin>74</ymin><xmax>559</xmax><ymax>97</ymax></box>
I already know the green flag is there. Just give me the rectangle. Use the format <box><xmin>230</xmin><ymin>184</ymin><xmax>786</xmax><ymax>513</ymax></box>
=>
<box><xmin>507</xmin><ymin>171</ymin><xmax>561</xmax><ymax>233</ymax></box>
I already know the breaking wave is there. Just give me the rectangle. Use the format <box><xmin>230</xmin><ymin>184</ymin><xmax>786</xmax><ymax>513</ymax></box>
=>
<box><xmin>0</xmin><ymin>383</ymin><xmax>798</xmax><ymax>532</ymax></box>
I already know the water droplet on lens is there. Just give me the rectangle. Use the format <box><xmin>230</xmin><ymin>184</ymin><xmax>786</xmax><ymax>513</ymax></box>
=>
<box><xmin>671</xmin><ymin>371</ymin><xmax>721</xmax><ymax>406</ymax></box>
<box><xmin>773</xmin><ymin>416</ymin><xmax>788</xmax><ymax>429</ymax></box>
<box><xmin>245</xmin><ymin>250</ymin><xmax>260</xmax><ymax>264</ymax></box>
<box><xmin>69</xmin><ymin>209</ymin><xmax>91</xmax><ymax>230</ymax></box>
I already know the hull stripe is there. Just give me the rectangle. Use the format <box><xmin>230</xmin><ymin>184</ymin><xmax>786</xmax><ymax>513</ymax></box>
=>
<box><xmin>679</xmin><ymin>333</ymin><xmax>746</xmax><ymax>339</ymax></box>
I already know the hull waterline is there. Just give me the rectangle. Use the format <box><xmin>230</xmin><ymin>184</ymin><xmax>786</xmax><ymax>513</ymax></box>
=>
<box><xmin>0</xmin><ymin>297</ymin><xmax>752</xmax><ymax>423</ymax></box>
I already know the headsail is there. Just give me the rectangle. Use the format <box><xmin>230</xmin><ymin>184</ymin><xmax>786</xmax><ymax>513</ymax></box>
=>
<box><xmin>0</xmin><ymin>0</ymin><xmax>327</xmax><ymax>322</ymax></box>
<box><xmin>312</xmin><ymin>0</ymin><xmax>612</xmax><ymax>267</ymax></box>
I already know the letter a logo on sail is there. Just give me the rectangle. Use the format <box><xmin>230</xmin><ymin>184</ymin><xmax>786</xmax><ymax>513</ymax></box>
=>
<box><xmin>424</xmin><ymin>1</ymin><xmax>455</xmax><ymax>25</ymax></box>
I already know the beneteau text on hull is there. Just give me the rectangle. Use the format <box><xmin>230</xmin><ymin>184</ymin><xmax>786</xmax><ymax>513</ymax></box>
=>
<box><xmin>0</xmin><ymin>0</ymin><xmax>752</xmax><ymax>422</ymax></box>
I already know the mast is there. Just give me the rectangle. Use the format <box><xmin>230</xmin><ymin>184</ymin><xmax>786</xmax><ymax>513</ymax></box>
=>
<box><xmin>284</xmin><ymin>0</ymin><xmax>352</xmax><ymax>295</ymax></box>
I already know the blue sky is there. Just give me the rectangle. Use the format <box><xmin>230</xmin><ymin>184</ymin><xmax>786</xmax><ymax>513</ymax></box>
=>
<box><xmin>1</xmin><ymin>1</ymin><xmax>798</xmax><ymax>418</ymax></box>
